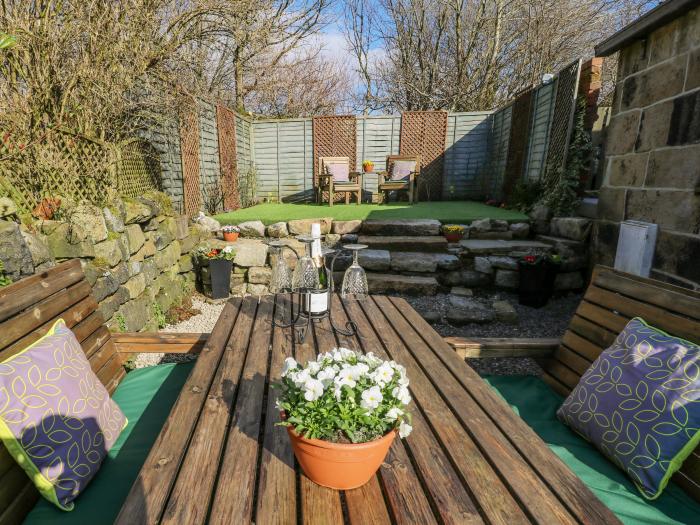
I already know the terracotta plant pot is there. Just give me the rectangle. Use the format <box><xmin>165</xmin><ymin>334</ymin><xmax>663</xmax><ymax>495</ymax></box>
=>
<box><xmin>363</xmin><ymin>165</ymin><xmax>374</xmax><ymax>173</ymax></box>
<box><xmin>286</xmin><ymin>425</ymin><xmax>397</xmax><ymax>490</ymax></box>
<box><xmin>223</xmin><ymin>231</ymin><xmax>239</xmax><ymax>242</ymax></box>
<box><xmin>444</xmin><ymin>232</ymin><xmax>463</xmax><ymax>243</ymax></box>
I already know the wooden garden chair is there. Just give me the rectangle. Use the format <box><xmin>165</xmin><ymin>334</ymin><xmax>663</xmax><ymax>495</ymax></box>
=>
<box><xmin>445</xmin><ymin>265</ymin><xmax>700</xmax><ymax>506</ymax></box>
<box><xmin>0</xmin><ymin>260</ymin><xmax>208</xmax><ymax>524</ymax></box>
<box><xmin>377</xmin><ymin>155</ymin><xmax>420</xmax><ymax>204</ymax></box>
<box><xmin>317</xmin><ymin>157</ymin><xmax>362</xmax><ymax>206</ymax></box>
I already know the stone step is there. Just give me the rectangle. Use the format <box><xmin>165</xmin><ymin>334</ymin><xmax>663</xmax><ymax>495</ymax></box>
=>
<box><xmin>366</xmin><ymin>273</ymin><xmax>439</xmax><ymax>295</ymax></box>
<box><xmin>358</xmin><ymin>235</ymin><xmax>448</xmax><ymax>253</ymax></box>
<box><xmin>361</xmin><ymin>219</ymin><xmax>441</xmax><ymax>236</ymax></box>
<box><xmin>459</xmin><ymin>239</ymin><xmax>552</xmax><ymax>255</ymax></box>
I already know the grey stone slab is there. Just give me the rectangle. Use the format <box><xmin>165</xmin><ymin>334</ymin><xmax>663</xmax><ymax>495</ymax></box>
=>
<box><xmin>361</xmin><ymin>219</ymin><xmax>441</xmax><ymax>236</ymax></box>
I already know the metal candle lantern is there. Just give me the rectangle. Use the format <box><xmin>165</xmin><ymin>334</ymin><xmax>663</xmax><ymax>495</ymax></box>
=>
<box><xmin>267</xmin><ymin>237</ymin><xmax>369</xmax><ymax>344</ymax></box>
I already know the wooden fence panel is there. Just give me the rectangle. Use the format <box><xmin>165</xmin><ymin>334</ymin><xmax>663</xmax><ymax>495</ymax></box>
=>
<box><xmin>399</xmin><ymin>111</ymin><xmax>448</xmax><ymax>201</ymax></box>
<box><xmin>444</xmin><ymin>112</ymin><xmax>492</xmax><ymax>199</ymax></box>
<box><xmin>217</xmin><ymin>105</ymin><xmax>240</xmax><ymax>210</ymax></box>
<box><xmin>179</xmin><ymin>104</ymin><xmax>202</xmax><ymax>216</ymax></box>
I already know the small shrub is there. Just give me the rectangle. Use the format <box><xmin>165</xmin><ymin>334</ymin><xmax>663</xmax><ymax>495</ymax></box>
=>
<box><xmin>114</xmin><ymin>313</ymin><xmax>127</xmax><ymax>332</ymax></box>
<box><xmin>0</xmin><ymin>260</ymin><xmax>11</xmax><ymax>287</ymax></box>
<box><xmin>152</xmin><ymin>302</ymin><xmax>167</xmax><ymax>329</ymax></box>
<box><xmin>508</xmin><ymin>179</ymin><xmax>543</xmax><ymax>212</ymax></box>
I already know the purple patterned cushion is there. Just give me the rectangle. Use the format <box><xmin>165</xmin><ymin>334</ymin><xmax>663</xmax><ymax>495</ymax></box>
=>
<box><xmin>0</xmin><ymin>320</ymin><xmax>126</xmax><ymax>510</ymax></box>
<box><xmin>557</xmin><ymin>317</ymin><xmax>700</xmax><ymax>499</ymax></box>
<box><xmin>326</xmin><ymin>162</ymin><xmax>349</xmax><ymax>182</ymax></box>
<box><xmin>390</xmin><ymin>160</ymin><xmax>416</xmax><ymax>181</ymax></box>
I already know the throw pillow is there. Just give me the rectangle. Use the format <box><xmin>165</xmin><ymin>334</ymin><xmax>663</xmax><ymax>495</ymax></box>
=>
<box><xmin>326</xmin><ymin>162</ymin><xmax>349</xmax><ymax>182</ymax></box>
<box><xmin>390</xmin><ymin>160</ymin><xmax>416</xmax><ymax>181</ymax></box>
<box><xmin>557</xmin><ymin>317</ymin><xmax>700</xmax><ymax>499</ymax></box>
<box><xmin>0</xmin><ymin>320</ymin><xmax>126</xmax><ymax>510</ymax></box>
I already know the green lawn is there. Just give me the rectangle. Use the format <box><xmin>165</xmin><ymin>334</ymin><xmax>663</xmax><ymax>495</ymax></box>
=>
<box><xmin>215</xmin><ymin>201</ymin><xmax>527</xmax><ymax>226</ymax></box>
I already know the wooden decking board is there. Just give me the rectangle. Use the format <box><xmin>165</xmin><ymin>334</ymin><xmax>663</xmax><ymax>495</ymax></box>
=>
<box><xmin>117</xmin><ymin>294</ymin><xmax>623</xmax><ymax>524</ymax></box>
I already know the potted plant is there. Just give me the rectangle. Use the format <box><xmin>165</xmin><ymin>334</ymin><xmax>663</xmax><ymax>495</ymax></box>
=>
<box><xmin>196</xmin><ymin>246</ymin><xmax>235</xmax><ymax>299</ymax></box>
<box><xmin>362</xmin><ymin>160</ymin><xmax>374</xmax><ymax>173</ymax></box>
<box><xmin>442</xmin><ymin>224</ymin><xmax>465</xmax><ymax>243</ymax></box>
<box><xmin>222</xmin><ymin>225</ymin><xmax>240</xmax><ymax>242</ymax></box>
<box><xmin>517</xmin><ymin>254</ymin><xmax>561</xmax><ymax>308</ymax></box>
<box><xmin>277</xmin><ymin>348</ymin><xmax>413</xmax><ymax>490</ymax></box>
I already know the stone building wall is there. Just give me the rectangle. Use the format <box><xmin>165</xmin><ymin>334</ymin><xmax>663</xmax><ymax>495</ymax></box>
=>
<box><xmin>594</xmin><ymin>7</ymin><xmax>700</xmax><ymax>289</ymax></box>
<box><xmin>0</xmin><ymin>192</ymin><xmax>211</xmax><ymax>332</ymax></box>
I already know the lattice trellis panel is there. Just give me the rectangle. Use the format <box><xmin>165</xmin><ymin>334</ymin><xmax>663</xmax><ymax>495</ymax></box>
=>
<box><xmin>502</xmin><ymin>88</ymin><xmax>534</xmax><ymax>201</ymax></box>
<box><xmin>543</xmin><ymin>59</ymin><xmax>582</xmax><ymax>186</ymax></box>
<box><xmin>312</xmin><ymin>116</ymin><xmax>356</xmax><ymax>202</ymax></box>
<box><xmin>399</xmin><ymin>111</ymin><xmax>448</xmax><ymax>201</ymax></box>
<box><xmin>216</xmin><ymin>105</ymin><xmax>240</xmax><ymax>210</ymax></box>
<box><xmin>180</xmin><ymin>104</ymin><xmax>202</xmax><ymax>216</ymax></box>
<box><xmin>0</xmin><ymin>130</ymin><xmax>115</xmax><ymax>213</ymax></box>
<box><xmin>116</xmin><ymin>139</ymin><xmax>161</xmax><ymax>198</ymax></box>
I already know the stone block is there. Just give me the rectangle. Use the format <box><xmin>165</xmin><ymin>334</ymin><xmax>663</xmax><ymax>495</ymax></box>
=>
<box><xmin>618</xmin><ymin>39</ymin><xmax>650</xmax><ymax>79</ymax></box>
<box><xmin>653</xmin><ymin>229</ymin><xmax>700</xmax><ymax>285</ymax></box>
<box><xmin>493</xmin><ymin>300</ymin><xmax>518</xmax><ymax>324</ymax></box>
<box><xmin>20</xmin><ymin>230</ymin><xmax>52</xmax><ymax>268</ymax></box>
<box><xmin>488</xmin><ymin>256</ymin><xmax>518</xmax><ymax>270</ymax></box>
<box><xmin>111</xmin><ymin>262</ymin><xmax>130</xmax><ymax>285</ymax></box>
<box><xmin>266</xmin><ymin>222</ymin><xmax>289</xmax><ymax>238</ymax></box>
<box><xmin>591</xmin><ymin>221</ymin><xmax>619</xmax><ymax>268</ymax></box>
<box><xmin>434</xmin><ymin>254</ymin><xmax>461</xmax><ymax>271</ymax></box>
<box><xmin>509</xmin><ymin>223</ymin><xmax>530</xmax><ymax>239</ymax></box>
<box><xmin>0</xmin><ymin>198</ymin><xmax>17</xmax><ymax>218</ymax></box>
<box><xmin>646</xmin><ymin>144</ymin><xmax>700</xmax><ymax>189</ymax></box>
<box><xmin>470</xmin><ymin>218</ymin><xmax>509</xmax><ymax>232</ymax></box>
<box><xmin>194</xmin><ymin>213</ymin><xmax>221</xmax><ymax>233</ymax></box>
<box><xmin>438</xmin><ymin>270</ymin><xmax>463</xmax><ymax>287</ymax></box>
<box><xmin>470</xmin><ymin>231</ymin><xmax>513</xmax><ymax>240</ymax></box>
<box><xmin>621</xmin><ymin>55</ymin><xmax>686</xmax><ymax>111</ymax></box>
<box><xmin>460</xmin><ymin>239</ymin><xmax>551</xmax><ymax>255</ymax></box>
<box><xmin>179</xmin><ymin>234</ymin><xmax>197</xmax><ymax>255</ymax></box>
<box><xmin>626</xmin><ymin>189</ymin><xmax>700</xmax><ymax>234</ymax></box>
<box><xmin>494</xmin><ymin>269</ymin><xmax>519</xmax><ymax>289</ymax></box>
<box><xmin>288</xmin><ymin>218</ymin><xmax>332</xmax><ymax>235</ymax></box>
<box><xmin>153</xmin><ymin>217</ymin><xmax>177</xmax><ymax>250</ymax></box>
<box><xmin>238</xmin><ymin>220</ymin><xmax>266</xmax><ymax>238</ymax></box>
<box><xmin>605</xmin><ymin>110</ymin><xmax>641</xmax><ymax>155</ymax></box>
<box><xmin>324</xmin><ymin>233</ymin><xmax>341</xmax><ymax>247</ymax></box>
<box><xmin>549</xmin><ymin>217</ymin><xmax>592</xmax><ymax>241</ymax></box>
<box><xmin>133</xmin><ymin>239</ymin><xmax>156</xmax><ymax>262</ymax></box>
<box><xmin>142</xmin><ymin>259</ymin><xmax>159</xmax><ymax>283</ymax></box>
<box><xmin>473</xmin><ymin>256</ymin><xmax>493</xmax><ymax>275</ymax></box>
<box><xmin>332</xmin><ymin>220</ymin><xmax>362</xmax><ymax>234</ymax></box>
<box><xmin>247</xmin><ymin>283</ymin><xmax>270</xmax><ymax>295</ymax></box>
<box><xmin>635</xmin><ymin>100</ymin><xmax>674</xmax><ymax>152</ymax></box>
<box><xmin>607</xmin><ymin>153</ymin><xmax>648</xmax><ymax>187</ymax></box>
<box><xmin>116</xmin><ymin>296</ymin><xmax>150</xmax><ymax>332</ymax></box>
<box><xmin>233</xmin><ymin>239</ymin><xmax>268</xmax><ymax>267</ymax></box>
<box><xmin>248</xmin><ymin>266</ymin><xmax>272</xmax><ymax>285</ymax></box>
<box><xmin>461</xmin><ymin>270</ymin><xmax>490</xmax><ymax>287</ymax></box>
<box><xmin>668</xmin><ymin>90</ymin><xmax>700</xmax><ymax>146</ymax></box>
<box><xmin>122</xmin><ymin>273</ymin><xmax>147</xmax><ymax>299</ymax></box>
<box><xmin>358</xmin><ymin>249</ymin><xmax>391</xmax><ymax>271</ymax></box>
<box><xmin>421</xmin><ymin>311</ymin><xmax>441</xmax><ymax>324</ymax></box>
<box><xmin>123</xmin><ymin>199</ymin><xmax>153</xmax><ymax>224</ymax></box>
<box><xmin>446</xmin><ymin>297</ymin><xmax>494</xmax><ymax>325</ymax></box>
<box><xmin>341</xmin><ymin>233</ymin><xmax>359</xmax><ymax>243</ymax></box>
<box><xmin>450</xmin><ymin>286</ymin><xmax>473</xmax><ymax>297</ymax></box>
<box><xmin>391</xmin><ymin>252</ymin><xmax>438</xmax><ymax>273</ymax></box>
<box><xmin>178</xmin><ymin>254</ymin><xmax>194</xmax><ymax>273</ymax></box>
<box><xmin>103</xmin><ymin>207</ymin><xmax>125</xmax><ymax>233</ymax></box>
<box><xmin>649</xmin><ymin>18</ymin><xmax>679</xmax><ymax>65</ymax></box>
<box><xmin>94</xmin><ymin>239</ymin><xmax>122</xmax><ymax>267</ymax></box>
<box><xmin>231</xmin><ymin>282</ymin><xmax>248</xmax><ymax>296</ymax></box>
<box><xmin>361</xmin><ymin>219</ymin><xmax>440</xmax><ymax>236</ymax></box>
<box><xmin>366</xmin><ymin>273</ymin><xmax>438</xmax><ymax>295</ymax></box>
<box><xmin>175</xmin><ymin>215</ymin><xmax>189</xmax><ymax>239</ymax></box>
<box><xmin>597</xmin><ymin>188</ymin><xmax>627</xmax><ymax>222</ymax></box>
<box><xmin>154</xmin><ymin>240</ymin><xmax>181</xmax><ymax>270</ymax></box>
<box><xmin>142</xmin><ymin>217</ymin><xmax>159</xmax><ymax>232</ymax></box>
<box><xmin>554</xmin><ymin>271</ymin><xmax>585</xmax><ymax>291</ymax></box>
<box><xmin>70</xmin><ymin>203</ymin><xmax>108</xmax><ymax>243</ymax></box>
<box><xmin>124</xmin><ymin>224</ymin><xmax>146</xmax><ymax>254</ymax></box>
<box><xmin>92</xmin><ymin>272</ymin><xmax>120</xmax><ymax>302</ymax></box>
<box><xmin>687</xmin><ymin>47</ymin><xmax>700</xmax><ymax>90</ymax></box>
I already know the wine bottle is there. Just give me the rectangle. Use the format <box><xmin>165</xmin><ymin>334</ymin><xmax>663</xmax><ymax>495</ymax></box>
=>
<box><xmin>308</xmin><ymin>223</ymin><xmax>328</xmax><ymax>314</ymax></box>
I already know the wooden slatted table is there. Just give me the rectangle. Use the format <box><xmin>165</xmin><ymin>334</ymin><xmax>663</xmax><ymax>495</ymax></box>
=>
<box><xmin>116</xmin><ymin>294</ymin><xmax>621</xmax><ymax>525</ymax></box>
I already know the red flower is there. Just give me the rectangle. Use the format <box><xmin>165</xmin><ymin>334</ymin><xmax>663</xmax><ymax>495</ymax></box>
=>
<box><xmin>524</xmin><ymin>255</ymin><xmax>537</xmax><ymax>263</ymax></box>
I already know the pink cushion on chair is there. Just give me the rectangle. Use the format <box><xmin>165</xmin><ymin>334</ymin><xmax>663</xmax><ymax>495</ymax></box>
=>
<box><xmin>326</xmin><ymin>163</ymin><xmax>349</xmax><ymax>182</ymax></box>
<box><xmin>390</xmin><ymin>160</ymin><xmax>416</xmax><ymax>181</ymax></box>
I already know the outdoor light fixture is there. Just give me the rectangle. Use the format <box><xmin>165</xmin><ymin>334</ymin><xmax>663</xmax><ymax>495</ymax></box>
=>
<box><xmin>267</xmin><ymin>234</ymin><xmax>369</xmax><ymax>344</ymax></box>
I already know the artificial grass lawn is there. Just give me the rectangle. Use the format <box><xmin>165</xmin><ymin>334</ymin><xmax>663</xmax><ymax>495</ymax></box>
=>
<box><xmin>216</xmin><ymin>201</ymin><xmax>527</xmax><ymax>226</ymax></box>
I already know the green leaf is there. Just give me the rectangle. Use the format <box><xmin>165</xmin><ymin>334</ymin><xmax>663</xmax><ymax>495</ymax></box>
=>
<box><xmin>0</xmin><ymin>34</ymin><xmax>17</xmax><ymax>50</ymax></box>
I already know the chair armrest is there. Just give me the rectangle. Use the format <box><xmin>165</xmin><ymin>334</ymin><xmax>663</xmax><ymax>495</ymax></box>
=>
<box><xmin>376</xmin><ymin>171</ymin><xmax>388</xmax><ymax>185</ymax></box>
<box><xmin>112</xmin><ymin>332</ymin><xmax>210</xmax><ymax>355</ymax></box>
<box><xmin>349</xmin><ymin>171</ymin><xmax>363</xmax><ymax>185</ymax></box>
<box><xmin>444</xmin><ymin>337</ymin><xmax>560</xmax><ymax>359</ymax></box>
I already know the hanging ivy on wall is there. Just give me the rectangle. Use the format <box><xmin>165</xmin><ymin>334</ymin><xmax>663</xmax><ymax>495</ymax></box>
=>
<box><xmin>540</xmin><ymin>96</ymin><xmax>592</xmax><ymax>216</ymax></box>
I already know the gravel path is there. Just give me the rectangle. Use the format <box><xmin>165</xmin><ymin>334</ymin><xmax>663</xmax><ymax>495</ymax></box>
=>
<box><xmin>130</xmin><ymin>296</ymin><xmax>225</xmax><ymax>368</ymax></box>
<box><xmin>132</xmin><ymin>290</ymin><xmax>581</xmax><ymax>377</ymax></box>
<box><xmin>403</xmin><ymin>291</ymin><xmax>581</xmax><ymax>376</ymax></box>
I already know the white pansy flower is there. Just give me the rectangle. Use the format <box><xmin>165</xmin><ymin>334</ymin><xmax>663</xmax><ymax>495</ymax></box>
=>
<box><xmin>373</xmin><ymin>363</ymin><xmax>394</xmax><ymax>385</ymax></box>
<box><xmin>338</xmin><ymin>347</ymin><xmax>355</xmax><ymax>359</ymax></box>
<box><xmin>307</xmin><ymin>361</ymin><xmax>321</xmax><ymax>375</ymax></box>
<box><xmin>385</xmin><ymin>407</ymin><xmax>403</xmax><ymax>421</ymax></box>
<box><xmin>361</xmin><ymin>386</ymin><xmax>383</xmax><ymax>410</ymax></box>
<box><xmin>292</xmin><ymin>369</ymin><xmax>310</xmax><ymax>387</ymax></box>
<box><xmin>222</xmin><ymin>246</ymin><xmax>234</xmax><ymax>253</ymax></box>
<box><xmin>335</xmin><ymin>368</ymin><xmax>357</xmax><ymax>389</ymax></box>
<box><xmin>317</xmin><ymin>367</ymin><xmax>337</xmax><ymax>386</ymax></box>
<box><xmin>392</xmin><ymin>386</ymin><xmax>412</xmax><ymax>405</ymax></box>
<box><xmin>399</xmin><ymin>421</ymin><xmax>413</xmax><ymax>438</ymax></box>
<box><xmin>303</xmin><ymin>378</ymin><xmax>324</xmax><ymax>401</ymax></box>
<box><xmin>282</xmin><ymin>357</ymin><xmax>298</xmax><ymax>377</ymax></box>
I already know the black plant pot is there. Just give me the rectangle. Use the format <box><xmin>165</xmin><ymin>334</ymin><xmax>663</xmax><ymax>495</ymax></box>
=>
<box><xmin>517</xmin><ymin>259</ymin><xmax>560</xmax><ymax>308</ymax></box>
<box><xmin>209</xmin><ymin>259</ymin><xmax>233</xmax><ymax>299</ymax></box>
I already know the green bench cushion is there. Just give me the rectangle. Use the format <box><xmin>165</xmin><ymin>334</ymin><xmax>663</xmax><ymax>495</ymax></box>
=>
<box><xmin>484</xmin><ymin>375</ymin><xmax>700</xmax><ymax>525</ymax></box>
<box><xmin>23</xmin><ymin>363</ymin><xmax>194</xmax><ymax>524</ymax></box>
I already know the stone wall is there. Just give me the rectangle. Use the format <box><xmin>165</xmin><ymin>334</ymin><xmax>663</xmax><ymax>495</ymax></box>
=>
<box><xmin>594</xmin><ymin>7</ymin><xmax>700</xmax><ymax>289</ymax></box>
<box><xmin>0</xmin><ymin>192</ymin><xmax>211</xmax><ymax>332</ymax></box>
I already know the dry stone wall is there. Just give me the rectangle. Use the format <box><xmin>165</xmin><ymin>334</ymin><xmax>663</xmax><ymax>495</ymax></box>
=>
<box><xmin>0</xmin><ymin>192</ymin><xmax>211</xmax><ymax>332</ymax></box>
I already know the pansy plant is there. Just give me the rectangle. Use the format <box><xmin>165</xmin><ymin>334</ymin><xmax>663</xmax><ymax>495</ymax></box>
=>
<box><xmin>276</xmin><ymin>348</ymin><xmax>413</xmax><ymax>443</ymax></box>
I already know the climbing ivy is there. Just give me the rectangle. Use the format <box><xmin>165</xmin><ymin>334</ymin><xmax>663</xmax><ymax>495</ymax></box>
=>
<box><xmin>540</xmin><ymin>96</ymin><xmax>592</xmax><ymax>216</ymax></box>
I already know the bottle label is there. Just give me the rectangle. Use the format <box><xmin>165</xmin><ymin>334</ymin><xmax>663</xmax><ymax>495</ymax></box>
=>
<box><xmin>307</xmin><ymin>291</ymin><xmax>328</xmax><ymax>314</ymax></box>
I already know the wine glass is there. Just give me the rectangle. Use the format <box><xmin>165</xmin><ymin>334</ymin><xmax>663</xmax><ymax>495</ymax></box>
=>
<box><xmin>268</xmin><ymin>241</ymin><xmax>293</xmax><ymax>293</ymax></box>
<box><xmin>292</xmin><ymin>236</ymin><xmax>320</xmax><ymax>292</ymax></box>
<box><xmin>341</xmin><ymin>244</ymin><xmax>369</xmax><ymax>301</ymax></box>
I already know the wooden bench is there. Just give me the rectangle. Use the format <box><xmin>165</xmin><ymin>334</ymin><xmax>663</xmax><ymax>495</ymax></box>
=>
<box><xmin>446</xmin><ymin>265</ymin><xmax>700</xmax><ymax>502</ymax></box>
<box><xmin>0</xmin><ymin>260</ymin><xmax>207</xmax><ymax>525</ymax></box>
